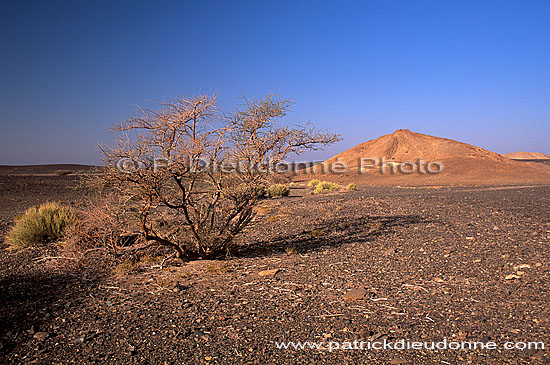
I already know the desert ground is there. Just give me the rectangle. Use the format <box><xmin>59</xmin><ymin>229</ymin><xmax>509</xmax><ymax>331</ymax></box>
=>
<box><xmin>0</xmin><ymin>171</ymin><xmax>549</xmax><ymax>364</ymax></box>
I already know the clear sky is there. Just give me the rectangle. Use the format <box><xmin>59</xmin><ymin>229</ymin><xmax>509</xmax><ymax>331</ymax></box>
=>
<box><xmin>1</xmin><ymin>0</ymin><xmax>549</xmax><ymax>165</ymax></box>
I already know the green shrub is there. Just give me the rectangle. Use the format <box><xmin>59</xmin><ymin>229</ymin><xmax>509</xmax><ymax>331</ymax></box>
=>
<box><xmin>265</xmin><ymin>184</ymin><xmax>290</xmax><ymax>197</ymax></box>
<box><xmin>289</xmin><ymin>182</ymin><xmax>296</xmax><ymax>187</ymax></box>
<box><xmin>5</xmin><ymin>202</ymin><xmax>76</xmax><ymax>249</ymax></box>
<box><xmin>346</xmin><ymin>183</ymin><xmax>357</xmax><ymax>191</ymax></box>
<box><xmin>307</xmin><ymin>179</ymin><xmax>321</xmax><ymax>187</ymax></box>
<box><xmin>313</xmin><ymin>181</ymin><xmax>340</xmax><ymax>194</ymax></box>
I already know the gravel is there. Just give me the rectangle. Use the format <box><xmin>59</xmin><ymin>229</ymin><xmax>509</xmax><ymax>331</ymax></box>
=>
<box><xmin>0</xmin><ymin>178</ymin><xmax>549</xmax><ymax>364</ymax></box>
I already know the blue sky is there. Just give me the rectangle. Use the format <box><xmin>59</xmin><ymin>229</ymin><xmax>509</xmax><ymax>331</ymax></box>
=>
<box><xmin>1</xmin><ymin>0</ymin><xmax>549</xmax><ymax>164</ymax></box>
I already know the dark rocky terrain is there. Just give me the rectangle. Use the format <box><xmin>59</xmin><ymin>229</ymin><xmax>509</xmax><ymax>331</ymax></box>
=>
<box><xmin>0</xmin><ymin>165</ymin><xmax>93</xmax><ymax>176</ymax></box>
<box><xmin>0</xmin><ymin>175</ymin><xmax>549</xmax><ymax>364</ymax></box>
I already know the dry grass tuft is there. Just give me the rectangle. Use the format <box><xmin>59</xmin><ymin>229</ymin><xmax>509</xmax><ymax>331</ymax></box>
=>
<box><xmin>285</xmin><ymin>246</ymin><xmax>298</xmax><ymax>255</ymax></box>
<box><xmin>346</xmin><ymin>183</ymin><xmax>357</xmax><ymax>191</ymax></box>
<box><xmin>313</xmin><ymin>181</ymin><xmax>340</xmax><ymax>194</ymax></box>
<box><xmin>5</xmin><ymin>202</ymin><xmax>76</xmax><ymax>249</ymax></box>
<box><xmin>307</xmin><ymin>179</ymin><xmax>321</xmax><ymax>187</ymax></box>
<box><xmin>311</xmin><ymin>229</ymin><xmax>327</xmax><ymax>238</ymax></box>
<box><xmin>265</xmin><ymin>184</ymin><xmax>290</xmax><ymax>197</ymax></box>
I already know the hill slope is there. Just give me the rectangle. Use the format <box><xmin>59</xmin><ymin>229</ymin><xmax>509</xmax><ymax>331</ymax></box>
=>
<box><xmin>312</xmin><ymin>129</ymin><xmax>550</xmax><ymax>185</ymax></box>
<box><xmin>503</xmin><ymin>151</ymin><xmax>550</xmax><ymax>160</ymax></box>
<box><xmin>324</xmin><ymin>129</ymin><xmax>508</xmax><ymax>166</ymax></box>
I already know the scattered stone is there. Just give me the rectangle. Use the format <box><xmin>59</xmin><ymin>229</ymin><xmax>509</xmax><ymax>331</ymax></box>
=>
<box><xmin>513</xmin><ymin>264</ymin><xmax>530</xmax><ymax>270</ymax></box>
<box><xmin>433</xmin><ymin>277</ymin><xmax>445</xmax><ymax>283</ymax></box>
<box><xmin>390</xmin><ymin>358</ymin><xmax>408</xmax><ymax>364</ymax></box>
<box><xmin>505</xmin><ymin>274</ymin><xmax>520</xmax><ymax>280</ymax></box>
<box><xmin>371</xmin><ymin>332</ymin><xmax>387</xmax><ymax>341</ymax></box>
<box><xmin>342</xmin><ymin>287</ymin><xmax>367</xmax><ymax>301</ymax></box>
<box><xmin>528</xmin><ymin>349</ymin><xmax>544</xmax><ymax>358</ymax></box>
<box><xmin>258</xmin><ymin>268</ymin><xmax>280</xmax><ymax>276</ymax></box>
<box><xmin>383</xmin><ymin>247</ymin><xmax>396</xmax><ymax>256</ymax></box>
<box><xmin>205</xmin><ymin>356</ymin><xmax>212</xmax><ymax>361</ymax></box>
<box><xmin>33</xmin><ymin>332</ymin><xmax>49</xmax><ymax>341</ymax></box>
<box><xmin>441</xmin><ymin>294</ymin><xmax>452</xmax><ymax>302</ymax></box>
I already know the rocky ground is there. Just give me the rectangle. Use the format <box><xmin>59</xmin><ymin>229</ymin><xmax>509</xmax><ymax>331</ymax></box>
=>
<box><xmin>0</xmin><ymin>175</ymin><xmax>549</xmax><ymax>364</ymax></box>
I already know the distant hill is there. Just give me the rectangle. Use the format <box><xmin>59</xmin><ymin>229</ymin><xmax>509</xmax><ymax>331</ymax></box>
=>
<box><xmin>323</xmin><ymin>129</ymin><xmax>509</xmax><ymax>166</ymax></box>
<box><xmin>0</xmin><ymin>164</ymin><xmax>95</xmax><ymax>175</ymax></box>
<box><xmin>307</xmin><ymin>129</ymin><xmax>550</xmax><ymax>185</ymax></box>
<box><xmin>503</xmin><ymin>151</ymin><xmax>550</xmax><ymax>160</ymax></box>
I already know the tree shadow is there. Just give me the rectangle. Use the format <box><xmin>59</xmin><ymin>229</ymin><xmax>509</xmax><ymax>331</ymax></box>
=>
<box><xmin>0</xmin><ymin>261</ymin><xmax>107</xmax><ymax>357</ymax></box>
<box><xmin>237</xmin><ymin>214</ymin><xmax>427</xmax><ymax>258</ymax></box>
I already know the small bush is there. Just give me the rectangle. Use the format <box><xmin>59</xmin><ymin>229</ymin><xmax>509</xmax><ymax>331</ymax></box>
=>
<box><xmin>265</xmin><ymin>184</ymin><xmax>290</xmax><ymax>197</ymax></box>
<box><xmin>311</xmin><ymin>229</ymin><xmax>327</xmax><ymax>238</ymax></box>
<box><xmin>313</xmin><ymin>181</ymin><xmax>340</xmax><ymax>194</ymax></box>
<box><xmin>307</xmin><ymin>179</ymin><xmax>321</xmax><ymax>187</ymax></box>
<box><xmin>267</xmin><ymin>215</ymin><xmax>281</xmax><ymax>223</ymax></box>
<box><xmin>5</xmin><ymin>202</ymin><xmax>76</xmax><ymax>249</ymax></box>
<box><xmin>346</xmin><ymin>183</ymin><xmax>357</xmax><ymax>191</ymax></box>
<box><xmin>289</xmin><ymin>182</ymin><xmax>296</xmax><ymax>187</ymax></box>
<box><xmin>205</xmin><ymin>261</ymin><xmax>230</xmax><ymax>273</ymax></box>
<box><xmin>94</xmin><ymin>94</ymin><xmax>340</xmax><ymax>261</ymax></box>
<box><xmin>55</xmin><ymin>170</ymin><xmax>72</xmax><ymax>176</ymax></box>
<box><xmin>285</xmin><ymin>246</ymin><xmax>298</xmax><ymax>255</ymax></box>
<box><xmin>113</xmin><ymin>260</ymin><xmax>138</xmax><ymax>274</ymax></box>
<box><xmin>64</xmin><ymin>193</ymin><xmax>130</xmax><ymax>254</ymax></box>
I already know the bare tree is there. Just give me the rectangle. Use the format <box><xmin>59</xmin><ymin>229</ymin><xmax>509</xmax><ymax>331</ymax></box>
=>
<box><xmin>96</xmin><ymin>93</ymin><xmax>340</xmax><ymax>259</ymax></box>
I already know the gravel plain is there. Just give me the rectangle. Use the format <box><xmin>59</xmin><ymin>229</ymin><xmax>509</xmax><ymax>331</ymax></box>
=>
<box><xmin>0</xmin><ymin>176</ymin><xmax>549</xmax><ymax>364</ymax></box>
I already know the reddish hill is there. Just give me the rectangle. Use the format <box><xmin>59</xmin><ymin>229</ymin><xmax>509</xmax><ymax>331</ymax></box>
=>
<box><xmin>503</xmin><ymin>151</ymin><xmax>550</xmax><ymax>160</ymax></box>
<box><xmin>306</xmin><ymin>129</ymin><xmax>550</xmax><ymax>185</ymax></box>
<box><xmin>324</xmin><ymin>129</ymin><xmax>509</xmax><ymax>167</ymax></box>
